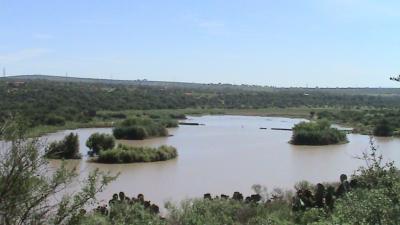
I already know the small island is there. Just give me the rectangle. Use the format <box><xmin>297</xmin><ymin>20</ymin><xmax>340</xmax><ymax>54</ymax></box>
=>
<box><xmin>112</xmin><ymin>116</ymin><xmax>177</xmax><ymax>140</ymax></box>
<box><xmin>95</xmin><ymin>144</ymin><xmax>178</xmax><ymax>164</ymax></box>
<box><xmin>290</xmin><ymin>120</ymin><xmax>348</xmax><ymax>145</ymax></box>
<box><xmin>85</xmin><ymin>132</ymin><xmax>178</xmax><ymax>163</ymax></box>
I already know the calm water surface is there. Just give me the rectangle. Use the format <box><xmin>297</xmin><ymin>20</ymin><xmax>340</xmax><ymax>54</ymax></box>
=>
<box><xmin>43</xmin><ymin>115</ymin><xmax>400</xmax><ymax>207</ymax></box>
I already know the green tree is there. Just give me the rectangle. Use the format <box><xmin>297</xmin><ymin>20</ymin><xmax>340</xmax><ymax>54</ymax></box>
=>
<box><xmin>0</xmin><ymin>120</ymin><xmax>117</xmax><ymax>225</ymax></box>
<box><xmin>373</xmin><ymin>119</ymin><xmax>393</xmax><ymax>137</ymax></box>
<box><xmin>86</xmin><ymin>133</ymin><xmax>115</xmax><ymax>156</ymax></box>
<box><xmin>45</xmin><ymin>133</ymin><xmax>81</xmax><ymax>159</ymax></box>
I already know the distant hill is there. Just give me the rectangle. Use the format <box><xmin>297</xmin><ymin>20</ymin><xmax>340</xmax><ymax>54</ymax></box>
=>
<box><xmin>2</xmin><ymin>74</ymin><xmax>400</xmax><ymax>129</ymax></box>
<box><xmin>2</xmin><ymin>74</ymin><xmax>400</xmax><ymax>96</ymax></box>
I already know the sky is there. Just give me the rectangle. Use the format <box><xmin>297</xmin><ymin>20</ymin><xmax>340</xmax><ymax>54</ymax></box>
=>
<box><xmin>1</xmin><ymin>0</ymin><xmax>400</xmax><ymax>87</ymax></box>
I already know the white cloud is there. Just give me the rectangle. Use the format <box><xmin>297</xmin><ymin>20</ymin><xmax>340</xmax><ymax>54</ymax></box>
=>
<box><xmin>0</xmin><ymin>48</ymin><xmax>51</xmax><ymax>63</ymax></box>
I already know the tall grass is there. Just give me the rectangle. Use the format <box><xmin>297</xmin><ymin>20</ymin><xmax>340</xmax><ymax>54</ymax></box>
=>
<box><xmin>96</xmin><ymin>144</ymin><xmax>177</xmax><ymax>163</ymax></box>
<box><xmin>113</xmin><ymin>117</ymin><xmax>170</xmax><ymax>140</ymax></box>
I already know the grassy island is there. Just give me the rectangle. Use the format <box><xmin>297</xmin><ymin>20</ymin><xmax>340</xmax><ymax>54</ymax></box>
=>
<box><xmin>291</xmin><ymin>120</ymin><xmax>348</xmax><ymax>145</ymax></box>
<box><xmin>112</xmin><ymin>117</ymin><xmax>172</xmax><ymax>140</ymax></box>
<box><xmin>96</xmin><ymin>144</ymin><xmax>177</xmax><ymax>163</ymax></box>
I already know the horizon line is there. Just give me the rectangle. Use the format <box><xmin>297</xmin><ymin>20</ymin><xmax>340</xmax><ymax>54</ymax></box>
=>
<box><xmin>2</xmin><ymin>74</ymin><xmax>399</xmax><ymax>89</ymax></box>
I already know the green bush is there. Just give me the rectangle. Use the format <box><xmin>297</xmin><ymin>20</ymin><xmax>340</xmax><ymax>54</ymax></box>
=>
<box><xmin>112</xmin><ymin>117</ymin><xmax>168</xmax><ymax>140</ymax></box>
<box><xmin>291</xmin><ymin>120</ymin><xmax>347</xmax><ymax>145</ymax></box>
<box><xmin>78</xmin><ymin>202</ymin><xmax>165</xmax><ymax>225</ymax></box>
<box><xmin>45</xmin><ymin>114</ymin><xmax>66</xmax><ymax>126</ymax></box>
<box><xmin>373</xmin><ymin>119</ymin><xmax>394</xmax><ymax>137</ymax></box>
<box><xmin>159</xmin><ymin>118</ymin><xmax>179</xmax><ymax>128</ymax></box>
<box><xmin>86</xmin><ymin>133</ymin><xmax>115</xmax><ymax>156</ymax></box>
<box><xmin>45</xmin><ymin>133</ymin><xmax>81</xmax><ymax>159</ymax></box>
<box><xmin>166</xmin><ymin>198</ymin><xmax>292</xmax><ymax>225</ymax></box>
<box><xmin>96</xmin><ymin>144</ymin><xmax>177</xmax><ymax>163</ymax></box>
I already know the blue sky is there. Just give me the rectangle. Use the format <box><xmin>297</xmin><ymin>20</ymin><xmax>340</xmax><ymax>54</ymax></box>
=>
<box><xmin>1</xmin><ymin>0</ymin><xmax>400</xmax><ymax>87</ymax></box>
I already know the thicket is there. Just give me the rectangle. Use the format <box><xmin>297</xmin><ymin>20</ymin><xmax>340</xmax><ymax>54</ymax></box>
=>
<box><xmin>317</xmin><ymin>109</ymin><xmax>400</xmax><ymax>136</ymax></box>
<box><xmin>86</xmin><ymin>133</ymin><xmax>115</xmax><ymax>156</ymax></box>
<box><xmin>112</xmin><ymin>117</ymin><xmax>169</xmax><ymax>140</ymax></box>
<box><xmin>291</xmin><ymin>120</ymin><xmax>347</xmax><ymax>145</ymax></box>
<box><xmin>96</xmin><ymin>144</ymin><xmax>178</xmax><ymax>163</ymax></box>
<box><xmin>373</xmin><ymin>119</ymin><xmax>394</xmax><ymax>137</ymax></box>
<box><xmin>45</xmin><ymin>132</ymin><xmax>81</xmax><ymax>159</ymax></box>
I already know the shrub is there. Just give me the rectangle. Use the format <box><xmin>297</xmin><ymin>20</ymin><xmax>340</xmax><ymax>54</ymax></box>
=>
<box><xmin>0</xmin><ymin>120</ymin><xmax>116</xmax><ymax>225</ymax></box>
<box><xmin>373</xmin><ymin>119</ymin><xmax>394</xmax><ymax>137</ymax></box>
<box><xmin>78</xmin><ymin>200</ymin><xmax>165</xmax><ymax>225</ymax></box>
<box><xmin>113</xmin><ymin>126</ymin><xmax>147</xmax><ymax>140</ymax></box>
<box><xmin>159</xmin><ymin>118</ymin><xmax>179</xmax><ymax>128</ymax></box>
<box><xmin>96</xmin><ymin>144</ymin><xmax>177</xmax><ymax>163</ymax></box>
<box><xmin>86</xmin><ymin>133</ymin><xmax>115</xmax><ymax>156</ymax></box>
<box><xmin>45</xmin><ymin>114</ymin><xmax>66</xmax><ymax>126</ymax></box>
<box><xmin>45</xmin><ymin>133</ymin><xmax>81</xmax><ymax>159</ymax></box>
<box><xmin>166</xmin><ymin>197</ymin><xmax>292</xmax><ymax>225</ymax></box>
<box><xmin>291</xmin><ymin>120</ymin><xmax>347</xmax><ymax>145</ymax></box>
<box><xmin>112</xmin><ymin>117</ymin><xmax>169</xmax><ymax>140</ymax></box>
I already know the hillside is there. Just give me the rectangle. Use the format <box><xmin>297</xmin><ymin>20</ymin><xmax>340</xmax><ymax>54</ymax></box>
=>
<box><xmin>1</xmin><ymin>75</ymin><xmax>400</xmax><ymax>130</ymax></box>
<box><xmin>2</xmin><ymin>75</ymin><xmax>400</xmax><ymax>95</ymax></box>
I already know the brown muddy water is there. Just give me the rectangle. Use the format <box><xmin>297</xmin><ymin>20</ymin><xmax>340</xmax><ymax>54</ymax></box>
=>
<box><xmin>42</xmin><ymin>115</ymin><xmax>400</xmax><ymax>208</ymax></box>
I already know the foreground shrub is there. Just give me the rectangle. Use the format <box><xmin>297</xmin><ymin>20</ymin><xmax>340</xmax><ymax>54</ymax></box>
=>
<box><xmin>0</xmin><ymin>119</ymin><xmax>116</xmax><ymax>225</ymax></box>
<box><xmin>166</xmin><ymin>197</ymin><xmax>292</xmax><ymax>225</ymax></box>
<box><xmin>77</xmin><ymin>192</ymin><xmax>163</xmax><ymax>225</ymax></box>
<box><xmin>113</xmin><ymin>117</ymin><xmax>168</xmax><ymax>140</ymax></box>
<box><xmin>96</xmin><ymin>144</ymin><xmax>177</xmax><ymax>163</ymax></box>
<box><xmin>86</xmin><ymin>133</ymin><xmax>115</xmax><ymax>156</ymax></box>
<box><xmin>291</xmin><ymin>120</ymin><xmax>347</xmax><ymax>145</ymax></box>
<box><xmin>45</xmin><ymin>132</ymin><xmax>81</xmax><ymax>159</ymax></box>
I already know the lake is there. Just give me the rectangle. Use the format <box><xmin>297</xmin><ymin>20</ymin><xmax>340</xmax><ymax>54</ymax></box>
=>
<box><xmin>43</xmin><ymin>115</ymin><xmax>400</xmax><ymax>208</ymax></box>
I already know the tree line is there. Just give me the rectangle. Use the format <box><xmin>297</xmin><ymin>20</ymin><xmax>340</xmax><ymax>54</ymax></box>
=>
<box><xmin>1</xmin><ymin>79</ymin><xmax>400</xmax><ymax>128</ymax></box>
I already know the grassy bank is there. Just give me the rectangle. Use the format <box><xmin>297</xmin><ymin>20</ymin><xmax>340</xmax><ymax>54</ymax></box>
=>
<box><xmin>25</xmin><ymin>107</ymin><xmax>396</xmax><ymax>138</ymax></box>
<box><xmin>26</xmin><ymin>120</ymin><xmax>115</xmax><ymax>137</ymax></box>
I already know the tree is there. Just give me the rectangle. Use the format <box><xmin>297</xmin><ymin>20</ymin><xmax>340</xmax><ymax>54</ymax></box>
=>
<box><xmin>0</xmin><ymin>120</ymin><xmax>117</xmax><ymax>225</ymax></box>
<box><xmin>327</xmin><ymin>139</ymin><xmax>400</xmax><ymax>224</ymax></box>
<box><xmin>373</xmin><ymin>119</ymin><xmax>393</xmax><ymax>137</ymax></box>
<box><xmin>45</xmin><ymin>133</ymin><xmax>81</xmax><ymax>159</ymax></box>
<box><xmin>86</xmin><ymin>133</ymin><xmax>115</xmax><ymax>156</ymax></box>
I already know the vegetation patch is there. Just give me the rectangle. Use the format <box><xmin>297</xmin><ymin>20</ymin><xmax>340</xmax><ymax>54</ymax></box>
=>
<box><xmin>86</xmin><ymin>133</ymin><xmax>116</xmax><ymax>156</ymax></box>
<box><xmin>112</xmin><ymin>117</ymin><xmax>172</xmax><ymax>140</ymax></box>
<box><xmin>45</xmin><ymin>132</ymin><xmax>81</xmax><ymax>159</ymax></box>
<box><xmin>291</xmin><ymin>120</ymin><xmax>348</xmax><ymax>145</ymax></box>
<box><xmin>373</xmin><ymin>119</ymin><xmax>394</xmax><ymax>137</ymax></box>
<box><xmin>96</xmin><ymin>144</ymin><xmax>177</xmax><ymax>163</ymax></box>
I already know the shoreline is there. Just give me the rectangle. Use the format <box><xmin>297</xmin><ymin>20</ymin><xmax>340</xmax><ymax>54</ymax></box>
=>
<box><xmin>25</xmin><ymin>107</ymin><xmax>380</xmax><ymax>138</ymax></box>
